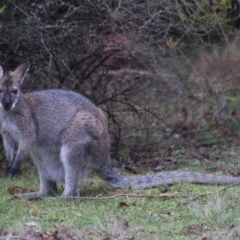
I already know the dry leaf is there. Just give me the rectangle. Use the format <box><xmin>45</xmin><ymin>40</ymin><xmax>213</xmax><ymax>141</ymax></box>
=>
<box><xmin>8</xmin><ymin>185</ymin><xmax>30</xmax><ymax>195</ymax></box>
<box><xmin>166</xmin><ymin>37</ymin><xmax>177</xmax><ymax>49</ymax></box>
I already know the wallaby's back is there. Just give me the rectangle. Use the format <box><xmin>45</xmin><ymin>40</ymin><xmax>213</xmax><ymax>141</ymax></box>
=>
<box><xmin>23</xmin><ymin>89</ymin><xmax>108</xmax><ymax>145</ymax></box>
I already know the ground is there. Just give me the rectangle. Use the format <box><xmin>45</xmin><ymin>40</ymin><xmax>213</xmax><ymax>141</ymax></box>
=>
<box><xmin>1</xmin><ymin>138</ymin><xmax>240</xmax><ymax>240</ymax></box>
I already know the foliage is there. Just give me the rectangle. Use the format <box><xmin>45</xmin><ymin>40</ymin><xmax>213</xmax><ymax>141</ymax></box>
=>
<box><xmin>0</xmin><ymin>1</ymin><xmax>240</xmax><ymax>157</ymax></box>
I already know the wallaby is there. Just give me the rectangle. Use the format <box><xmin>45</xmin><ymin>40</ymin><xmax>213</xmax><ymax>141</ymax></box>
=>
<box><xmin>1</xmin><ymin>61</ymin><xmax>240</xmax><ymax>199</ymax></box>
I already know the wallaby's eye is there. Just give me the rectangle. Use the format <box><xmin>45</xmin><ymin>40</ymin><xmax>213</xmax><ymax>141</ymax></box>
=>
<box><xmin>0</xmin><ymin>89</ymin><xmax>3</xmax><ymax>94</ymax></box>
<box><xmin>12</xmin><ymin>89</ymin><xmax>18</xmax><ymax>95</ymax></box>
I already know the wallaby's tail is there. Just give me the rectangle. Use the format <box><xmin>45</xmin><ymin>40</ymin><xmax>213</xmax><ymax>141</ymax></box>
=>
<box><xmin>95</xmin><ymin>165</ymin><xmax>240</xmax><ymax>189</ymax></box>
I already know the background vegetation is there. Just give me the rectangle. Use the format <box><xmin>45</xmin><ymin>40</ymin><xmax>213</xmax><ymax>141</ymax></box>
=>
<box><xmin>1</xmin><ymin>0</ymin><xmax>240</xmax><ymax>157</ymax></box>
<box><xmin>1</xmin><ymin>0</ymin><xmax>240</xmax><ymax>239</ymax></box>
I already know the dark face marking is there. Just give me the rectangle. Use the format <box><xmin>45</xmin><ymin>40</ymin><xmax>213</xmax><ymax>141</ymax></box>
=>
<box><xmin>0</xmin><ymin>76</ymin><xmax>20</xmax><ymax>112</ymax></box>
<box><xmin>2</xmin><ymin>89</ymin><xmax>13</xmax><ymax>111</ymax></box>
<box><xmin>0</xmin><ymin>61</ymin><xmax>30</xmax><ymax>112</ymax></box>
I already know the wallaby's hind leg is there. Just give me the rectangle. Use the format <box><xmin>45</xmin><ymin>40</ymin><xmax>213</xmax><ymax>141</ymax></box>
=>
<box><xmin>13</xmin><ymin>152</ymin><xmax>58</xmax><ymax>199</ymax></box>
<box><xmin>60</xmin><ymin>145</ymin><xmax>90</xmax><ymax>198</ymax></box>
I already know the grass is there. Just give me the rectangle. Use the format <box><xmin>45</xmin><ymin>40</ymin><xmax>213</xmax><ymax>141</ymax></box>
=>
<box><xmin>1</xmin><ymin>149</ymin><xmax>240</xmax><ymax>240</ymax></box>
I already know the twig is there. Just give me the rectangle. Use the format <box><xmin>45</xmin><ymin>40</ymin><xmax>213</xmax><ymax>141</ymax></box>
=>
<box><xmin>217</xmin><ymin>181</ymin><xmax>240</xmax><ymax>192</ymax></box>
<box><xmin>190</xmin><ymin>182</ymin><xmax>240</xmax><ymax>201</ymax></box>
<box><xmin>9</xmin><ymin>191</ymin><xmax>179</xmax><ymax>201</ymax></box>
<box><xmin>69</xmin><ymin>191</ymin><xmax>179</xmax><ymax>200</ymax></box>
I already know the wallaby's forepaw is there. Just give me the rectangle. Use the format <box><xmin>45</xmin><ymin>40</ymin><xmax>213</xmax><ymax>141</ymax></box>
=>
<box><xmin>5</xmin><ymin>165</ymin><xmax>21</xmax><ymax>177</ymax></box>
<box><xmin>5</xmin><ymin>166</ymin><xmax>12</xmax><ymax>176</ymax></box>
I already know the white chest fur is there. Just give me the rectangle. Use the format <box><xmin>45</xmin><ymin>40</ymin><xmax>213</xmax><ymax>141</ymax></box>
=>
<box><xmin>2</xmin><ymin>120</ymin><xmax>20</xmax><ymax>142</ymax></box>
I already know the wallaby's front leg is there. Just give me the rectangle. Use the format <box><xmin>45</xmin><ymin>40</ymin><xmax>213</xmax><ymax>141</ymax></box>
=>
<box><xmin>2</xmin><ymin>132</ymin><xmax>15</xmax><ymax>176</ymax></box>
<box><xmin>10</xmin><ymin>141</ymin><xmax>31</xmax><ymax>177</ymax></box>
<box><xmin>10</xmin><ymin>128</ymin><xmax>36</xmax><ymax>176</ymax></box>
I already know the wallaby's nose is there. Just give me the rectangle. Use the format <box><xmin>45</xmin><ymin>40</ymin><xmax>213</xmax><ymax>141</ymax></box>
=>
<box><xmin>2</xmin><ymin>98</ymin><xmax>12</xmax><ymax>111</ymax></box>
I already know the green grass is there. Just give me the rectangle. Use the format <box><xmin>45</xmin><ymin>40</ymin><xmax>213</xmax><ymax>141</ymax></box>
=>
<box><xmin>1</xmin><ymin>160</ymin><xmax>240</xmax><ymax>239</ymax></box>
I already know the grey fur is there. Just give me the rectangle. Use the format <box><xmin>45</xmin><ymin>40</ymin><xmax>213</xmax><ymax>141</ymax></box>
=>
<box><xmin>0</xmin><ymin>62</ymin><xmax>240</xmax><ymax>199</ymax></box>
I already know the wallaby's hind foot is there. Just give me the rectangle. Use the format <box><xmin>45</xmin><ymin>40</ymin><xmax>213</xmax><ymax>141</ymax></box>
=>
<box><xmin>22</xmin><ymin>179</ymin><xmax>59</xmax><ymax>199</ymax></box>
<box><xmin>15</xmin><ymin>180</ymin><xmax>59</xmax><ymax>200</ymax></box>
<box><xmin>14</xmin><ymin>191</ymin><xmax>47</xmax><ymax>200</ymax></box>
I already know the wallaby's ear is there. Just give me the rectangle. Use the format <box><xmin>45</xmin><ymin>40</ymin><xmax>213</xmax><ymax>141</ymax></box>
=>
<box><xmin>12</xmin><ymin>61</ymin><xmax>30</xmax><ymax>84</ymax></box>
<box><xmin>0</xmin><ymin>65</ymin><xmax>4</xmax><ymax>79</ymax></box>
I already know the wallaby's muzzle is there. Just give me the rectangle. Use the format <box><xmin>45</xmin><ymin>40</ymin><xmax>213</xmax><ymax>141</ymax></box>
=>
<box><xmin>2</xmin><ymin>94</ymin><xmax>13</xmax><ymax>111</ymax></box>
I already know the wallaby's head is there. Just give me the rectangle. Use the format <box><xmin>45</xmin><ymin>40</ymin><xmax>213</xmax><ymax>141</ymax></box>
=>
<box><xmin>0</xmin><ymin>61</ymin><xmax>30</xmax><ymax>111</ymax></box>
